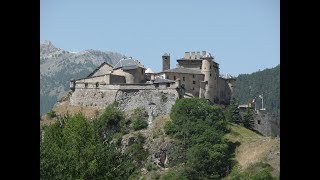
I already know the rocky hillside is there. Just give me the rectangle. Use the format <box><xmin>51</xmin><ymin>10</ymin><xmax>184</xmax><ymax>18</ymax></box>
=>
<box><xmin>40</xmin><ymin>40</ymin><xmax>123</xmax><ymax>115</ymax></box>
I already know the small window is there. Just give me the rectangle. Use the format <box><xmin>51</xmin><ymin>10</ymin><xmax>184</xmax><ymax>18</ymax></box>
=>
<box><xmin>258</xmin><ymin>120</ymin><xmax>261</xmax><ymax>124</ymax></box>
<box><xmin>192</xmin><ymin>87</ymin><xmax>195</xmax><ymax>90</ymax></box>
<box><xmin>200</xmin><ymin>66</ymin><xmax>202</xmax><ymax>69</ymax></box>
<box><xmin>155</xmin><ymin>84</ymin><xmax>159</xmax><ymax>88</ymax></box>
<box><xmin>210</xmin><ymin>73</ymin><xmax>212</xmax><ymax>77</ymax></box>
<box><xmin>193</xmin><ymin>81</ymin><xmax>195</xmax><ymax>84</ymax></box>
<box><xmin>95</xmin><ymin>82</ymin><xmax>99</xmax><ymax>88</ymax></box>
<box><xmin>193</xmin><ymin>74</ymin><xmax>195</xmax><ymax>78</ymax></box>
<box><xmin>183</xmin><ymin>77</ymin><xmax>185</xmax><ymax>81</ymax></box>
<box><xmin>210</xmin><ymin>66</ymin><xmax>212</xmax><ymax>69</ymax></box>
<box><xmin>85</xmin><ymin>83</ymin><xmax>88</xmax><ymax>88</ymax></box>
<box><xmin>141</xmin><ymin>69</ymin><xmax>143</xmax><ymax>74</ymax></box>
<box><xmin>166</xmin><ymin>83</ymin><xmax>170</xmax><ymax>87</ymax></box>
<box><xmin>174</xmin><ymin>76</ymin><xmax>176</xmax><ymax>80</ymax></box>
<box><xmin>167</xmin><ymin>75</ymin><xmax>169</xmax><ymax>79</ymax></box>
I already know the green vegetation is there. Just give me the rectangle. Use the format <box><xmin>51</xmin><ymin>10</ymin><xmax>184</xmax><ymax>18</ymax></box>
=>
<box><xmin>234</xmin><ymin>65</ymin><xmax>280</xmax><ymax>121</ymax></box>
<box><xmin>225</xmin><ymin>98</ymin><xmax>242</xmax><ymax>124</ymax></box>
<box><xmin>164</xmin><ymin>98</ymin><xmax>233</xmax><ymax>179</ymax></box>
<box><xmin>225</xmin><ymin>163</ymin><xmax>275</xmax><ymax>180</ymax></box>
<box><xmin>41</xmin><ymin>98</ymin><xmax>279</xmax><ymax>179</ymax></box>
<box><xmin>40</xmin><ymin>103</ymin><xmax>145</xmax><ymax>179</ymax></box>
<box><xmin>46</xmin><ymin>110</ymin><xmax>56</xmax><ymax>118</ymax></box>
<box><xmin>131</xmin><ymin>108</ymin><xmax>148</xmax><ymax>131</ymax></box>
<box><xmin>243</xmin><ymin>108</ymin><xmax>255</xmax><ymax>130</ymax></box>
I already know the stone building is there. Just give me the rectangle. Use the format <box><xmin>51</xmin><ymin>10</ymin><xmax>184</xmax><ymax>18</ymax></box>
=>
<box><xmin>69</xmin><ymin>51</ymin><xmax>235</xmax><ymax>115</ymax></box>
<box><xmin>156</xmin><ymin>51</ymin><xmax>236</xmax><ymax>104</ymax></box>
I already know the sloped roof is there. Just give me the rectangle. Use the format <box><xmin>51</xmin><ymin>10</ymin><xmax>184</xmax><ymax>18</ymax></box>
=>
<box><xmin>113</xmin><ymin>57</ymin><xmax>145</xmax><ymax>70</ymax></box>
<box><xmin>163</xmin><ymin>67</ymin><xmax>203</xmax><ymax>75</ymax></box>
<box><xmin>145</xmin><ymin>68</ymin><xmax>155</xmax><ymax>74</ymax></box>
<box><xmin>87</xmin><ymin>62</ymin><xmax>113</xmax><ymax>77</ymax></box>
<box><xmin>153</xmin><ymin>78</ymin><xmax>175</xmax><ymax>84</ymax></box>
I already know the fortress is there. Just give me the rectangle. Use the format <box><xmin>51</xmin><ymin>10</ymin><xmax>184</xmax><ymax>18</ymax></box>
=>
<box><xmin>69</xmin><ymin>51</ymin><xmax>235</xmax><ymax>115</ymax></box>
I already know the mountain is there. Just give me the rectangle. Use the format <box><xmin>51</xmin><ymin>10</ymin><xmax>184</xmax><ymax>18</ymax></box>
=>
<box><xmin>234</xmin><ymin>65</ymin><xmax>280</xmax><ymax>126</ymax></box>
<box><xmin>40</xmin><ymin>40</ymin><xmax>123</xmax><ymax>115</ymax></box>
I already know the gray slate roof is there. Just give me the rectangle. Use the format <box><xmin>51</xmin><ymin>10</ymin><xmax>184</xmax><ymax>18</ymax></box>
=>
<box><xmin>113</xmin><ymin>58</ymin><xmax>145</xmax><ymax>70</ymax></box>
<box><xmin>163</xmin><ymin>67</ymin><xmax>203</xmax><ymax>75</ymax></box>
<box><xmin>153</xmin><ymin>78</ymin><xmax>175</xmax><ymax>84</ymax></box>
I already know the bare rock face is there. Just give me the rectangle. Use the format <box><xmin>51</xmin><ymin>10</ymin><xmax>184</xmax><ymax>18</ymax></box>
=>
<box><xmin>152</xmin><ymin>141</ymin><xmax>175</xmax><ymax>168</ymax></box>
<box><xmin>121</xmin><ymin>134</ymin><xmax>136</xmax><ymax>152</ymax></box>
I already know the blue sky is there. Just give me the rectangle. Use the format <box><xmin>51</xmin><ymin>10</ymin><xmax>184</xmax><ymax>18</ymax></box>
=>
<box><xmin>40</xmin><ymin>0</ymin><xmax>279</xmax><ymax>76</ymax></box>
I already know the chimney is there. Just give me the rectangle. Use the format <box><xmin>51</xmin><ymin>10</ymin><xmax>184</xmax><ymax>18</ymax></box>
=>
<box><xmin>196</xmin><ymin>51</ymin><xmax>201</xmax><ymax>59</ymax></box>
<box><xmin>191</xmin><ymin>52</ymin><xmax>196</xmax><ymax>59</ymax></box>
<box><xmin>184</xmin><ymin>52</ymin><xmax>190</xmax><ymax>59</ymax></box>
<box><xmin>202</xmin><ymin>51</ymin><xmax>206</xmax><ymax>57</ymax></box>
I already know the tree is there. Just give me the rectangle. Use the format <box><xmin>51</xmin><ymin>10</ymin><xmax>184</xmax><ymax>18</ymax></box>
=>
<box><xmin>225</xmin><ymin>98</ymin><xmax>242</xmax><ymax>124</ymax></box>
<box><xmin>40</xmin><ymin>111</ymin><xmax>136</xmax><ymax>179</ymax></box>
<box><xmin>164</xmin><ymin>98</ymin><xmax>233</xmax><ymax>179</ymax></box>
<box><xmin>243</xmin><ymin>108</ymin><xmax>255</xmax><ymax>130</ymax></box>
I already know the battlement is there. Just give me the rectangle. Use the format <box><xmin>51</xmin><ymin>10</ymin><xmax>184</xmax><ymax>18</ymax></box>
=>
<box><xmin>182</xmin><ymin>51</ymin><xmax>213</xmax><ymax>60</ymax></box>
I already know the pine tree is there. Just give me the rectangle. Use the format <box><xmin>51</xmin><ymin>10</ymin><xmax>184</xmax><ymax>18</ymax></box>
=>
<box><xmin>225</xmin><ymin>98</ymin><xmax>242</xmax><ymax>124</ymax></box>
<box><xmin>243</xmin><ymin>108</ymin><xmax>255</xmax><ymax>130</ymax></box>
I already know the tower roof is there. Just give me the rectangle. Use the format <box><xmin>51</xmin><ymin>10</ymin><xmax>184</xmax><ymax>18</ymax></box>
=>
<box><xmin>113</xmin><ymin>57</ymin><xmax>145</xmax><ymax>70</ymax></box>
<box><xmin>163</xmin><ymin>67</ymin><xmax>203</xmax><ymax>74</ymax></box>
<box><xmin>145</xmin><ymin>68</ymin><xmax>155</xmax><ymax>73</ymax></box>
<box><xmin>162</xmin><ymin>52</ymin><xmax>170</xmax><ymax>56</ymax></box>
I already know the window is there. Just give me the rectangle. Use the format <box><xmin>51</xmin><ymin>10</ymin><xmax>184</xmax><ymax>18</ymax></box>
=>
<box><xmin>85</xmin><ymin>83</ymin><xmax>88</xmax><ymax>88</ymax></box>
<box><xmin>183</xmin><ymin>77</ymin><xmax>185</xmax><ymax>81</ymax></box>
<box><xmin>258</xmin><ymin>120</ymin><xmax>261</xmax><ymax>125</ymax></box>
<box><xmin>166</xmin><ymin>83</ymin><xmax>170</xmax><ymax>87</ymax></box>
<box><xmin>193</xmin><ymin>81</ymin><xmax>195</xmax><ymax>84</ymax></box>
<box><xmin>193</xmin><ymin>87</ymin><xmax>195</xmax><ymax>90</ymax></box>
<box><xmin>141</xmin><ymin>69</ymin><xmax>143</xmax><ymax>74</ymax></box>
<box><xmin>210</xmin><ymin>66</ymin><xmax>212</xmax><ymax>69</ymax></box>
<box><xmin>210</xmin><ymin>73</ymin><xmax>212</xmax><ymax>77</ymax></box>
<box><xmin>167</xmin><ymin>75</ymin><xmax>169</xmax><ymax>79</ymax></box>
<box><xmin>193</xmin><ymin>74</ymin><xmax>195</xmax><ymax>78</ymax></box>
<box><xmin>174</xmin><ymin>76</ymin><xmax>176</xmax><ymax>80</ymax></box>
<box><xmin>95</xmin><ymin>82</ymin><xmax>99</xmax><ymax>88</ymax></box>
<box><xmin>200</xmin><ymin>66</ymin><xmax>202</xmax><ymax>69</ymax></box>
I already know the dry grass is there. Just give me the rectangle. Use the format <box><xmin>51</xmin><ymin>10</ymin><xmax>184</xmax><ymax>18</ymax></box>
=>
<box><xmin>40</xmin><ymin>100</ymin><xmax>103</xmax><ymax>126</ymax></box>
<box><xmin>225</xmin><ymin>123</ymin><xmax>280</xmax><ymax>178</ymax></box>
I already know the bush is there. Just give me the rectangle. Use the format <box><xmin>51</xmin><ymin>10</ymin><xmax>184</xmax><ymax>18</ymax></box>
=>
<box><xmin>41</xmin><ymin>111</ymin><xmax>138</xmax><ymax>179</ymax></box>
<box><xmin>47</xmin><ymin>110</ymin><xmax>56</xmax><ymax>118</ymax></box>
<box><xmin>131</xmin><ymin>108</ymin><xmax>148</xmax><ymax>131</ymax></box>
<box><xmin>164</xmin><ymin>98</ymin><xmax>233</xmax><ymax>179</ymax></box>
<box><xmin>93</xmin><ymin>102</ymin><xmax>125</xmax><ymax>140</ymax></box>
<box><xmin>226</xmin><ymin>162</ymin><xmax>275</xmax><ymax>180</ymax></box>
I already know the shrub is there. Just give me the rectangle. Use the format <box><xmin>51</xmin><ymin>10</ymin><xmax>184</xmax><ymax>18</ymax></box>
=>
<box><xmin>47</xmin><ymin>110</ymin><xmax>56</xmax><ymax>118</ymax></box>
<box><xmin>131</xmin><ymin>108</ymin><xmax>148</xmax><ymax>131</ymax></box>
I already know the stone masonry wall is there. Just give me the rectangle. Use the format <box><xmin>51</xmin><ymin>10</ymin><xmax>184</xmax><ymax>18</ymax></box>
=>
<box><xmin>69</xmin><ymin>84</ymin><xmax>180</xmax><ymax>117</ymax></box>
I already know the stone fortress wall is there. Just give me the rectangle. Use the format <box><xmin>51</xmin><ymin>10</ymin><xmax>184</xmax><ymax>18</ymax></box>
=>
<box><xmin>70</xmin><ymin>81</ymin><xmax>181</xmax><ymax>116</ymax></box>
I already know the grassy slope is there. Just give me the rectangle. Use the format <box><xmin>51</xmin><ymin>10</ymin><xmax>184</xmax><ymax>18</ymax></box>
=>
<box><xmin>225</xmin><ymin>123</ymin><xmax>280</xmax><ymax>178</ymax></box>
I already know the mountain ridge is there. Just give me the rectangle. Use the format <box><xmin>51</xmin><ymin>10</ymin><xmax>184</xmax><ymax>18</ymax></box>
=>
<box><xmin>40</xmin><ymin>40</ymin><xmax>124</xmax><ymax>115</ymax></box>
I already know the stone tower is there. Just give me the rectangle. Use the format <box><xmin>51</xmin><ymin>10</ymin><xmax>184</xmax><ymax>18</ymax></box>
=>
<box><xmin>162</xmin><ymin>53</ymin><xmax>170</xmax><ymax>71</ymax></box>
<box><xmin>201</xmin><ymin>52</ymin><xmax>219</xmax><ymax>103</ymax></box>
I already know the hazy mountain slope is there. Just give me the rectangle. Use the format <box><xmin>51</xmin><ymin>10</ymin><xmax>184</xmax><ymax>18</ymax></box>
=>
<box><xmin>234</xmin><ymin>65</ymin><xmax>280</xmax><ymax>124</ymax></box>
<box><xmin>40</xmin><ymin>40</ymin><xmax>123</xmax><ymax>115</ymax></box>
